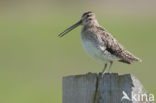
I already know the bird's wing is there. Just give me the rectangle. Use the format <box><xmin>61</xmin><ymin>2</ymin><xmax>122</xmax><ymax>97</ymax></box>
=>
<box><xmin>96</xmin><ymin>26</ymin><xmax>141</xmax><ymax>64</ymax></box>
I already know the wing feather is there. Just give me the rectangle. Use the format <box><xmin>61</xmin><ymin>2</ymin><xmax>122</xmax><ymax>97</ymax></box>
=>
<box><xmin>96</xmin><ymin>26</ymin><xmax>141</xmax><ymax>64</ymax></box>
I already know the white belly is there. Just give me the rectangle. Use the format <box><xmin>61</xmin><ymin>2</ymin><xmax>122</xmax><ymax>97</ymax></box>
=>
<box><xmin>81</xmin><ymin>39</ymin><xmax>119</xmax><ymax>64</ymax></box>
<box><xmin>81</xmin><ymin>39</ymin><xmax>107</xmax><ymax>63</ymax></box>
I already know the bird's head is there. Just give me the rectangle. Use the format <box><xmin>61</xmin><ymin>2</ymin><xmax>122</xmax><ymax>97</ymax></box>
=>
<box><xmin>58</xmin><ymin>11</ymin><xmax>99</xmax><ymax>37</ymax></box>
<box><xmin>81</xmin><ymin>11</ymin><xmax>98</xmax><ymax>26</ymax></box>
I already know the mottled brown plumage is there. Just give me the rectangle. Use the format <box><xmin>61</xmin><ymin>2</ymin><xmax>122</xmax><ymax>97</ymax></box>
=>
<box><xmin>58</xmin><ymin>11</ymin><xmax>141</xmax><ymax>74</ymax></box>
<box><xmin>96</xmin><ymin>26</ymin><xmax>141</xmax><ymax>64</ymax></box>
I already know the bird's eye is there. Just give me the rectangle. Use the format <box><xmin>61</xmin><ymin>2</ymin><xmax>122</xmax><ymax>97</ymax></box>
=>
<box><xmin>86</xmin><ymin>14</ymin><xmax>90</xmax><ymax>17</ymax></box>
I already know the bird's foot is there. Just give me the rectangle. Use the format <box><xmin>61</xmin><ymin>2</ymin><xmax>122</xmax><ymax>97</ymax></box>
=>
<box><xmin>99</xmin><ymin>71</ymin><xmax>112</xmax><ymax>78</ymax></box>
<box><xmin>99</xmin><ymin>71</ymin><xmax>106</xmax><ymax>78</ymax></box>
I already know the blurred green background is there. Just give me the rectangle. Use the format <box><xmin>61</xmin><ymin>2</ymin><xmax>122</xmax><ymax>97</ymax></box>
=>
<box><xmin>0</xmin><ymin>0</ymin><xmax>156</xmax><ymax>103</ymax></box>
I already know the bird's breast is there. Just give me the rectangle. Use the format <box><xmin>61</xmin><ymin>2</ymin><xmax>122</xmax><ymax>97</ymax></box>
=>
<box><xmin>81</xmin><ymin>31</ymin><xmax>108</xmax><ymax>63</ymax></box>
<box><xmin>81</xmin><ymin>31</ymin><xmax>119</xmax><ymax>63</ymax></box>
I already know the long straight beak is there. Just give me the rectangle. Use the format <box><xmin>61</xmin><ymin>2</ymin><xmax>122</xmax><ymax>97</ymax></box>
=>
<box><xmin>58</xmin><ymin>20</ymin><xmax>82</xmax><ymax>37</ymax></box>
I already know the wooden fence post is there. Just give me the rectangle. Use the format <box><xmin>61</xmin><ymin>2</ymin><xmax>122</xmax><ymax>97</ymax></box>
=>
<box><xmin>63</xmin><ymin>73</ymin><xmax>154</xmax><ymax>103</ymax></box>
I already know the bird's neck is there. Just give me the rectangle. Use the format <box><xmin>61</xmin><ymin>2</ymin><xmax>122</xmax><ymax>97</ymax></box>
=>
<box><xmin>82</xmin><ymin>21</ymin><xmax>100</xmax><ymax>33</ymax></box>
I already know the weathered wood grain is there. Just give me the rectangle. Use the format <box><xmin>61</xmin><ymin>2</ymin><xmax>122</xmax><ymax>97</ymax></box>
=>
<box><xmin>63</xmin><ymin>73</ymin><xmax>154</xmax><ymax>103</ymax></box>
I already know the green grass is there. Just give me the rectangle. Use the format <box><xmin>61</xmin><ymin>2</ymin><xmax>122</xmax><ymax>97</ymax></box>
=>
<box><xmin>0</xmin><ymin>14</ymin><xmax>156</xmax><ymax>102</ymax></box>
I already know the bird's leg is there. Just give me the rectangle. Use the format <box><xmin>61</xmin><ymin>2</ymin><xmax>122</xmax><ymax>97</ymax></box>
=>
<box><xmin>108</xmin><ymin>61</ymin><xmax>113</xmax><ymax>73</ymax></box>
<box><xmin>102</xmin><ymin>63</ymin><xmax>107</xmax><ymax>76</ymax></box>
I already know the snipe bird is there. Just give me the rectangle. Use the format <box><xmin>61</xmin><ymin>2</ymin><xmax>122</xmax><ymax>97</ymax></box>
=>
<box><xmin>58</xmin><ymin>11</ymin><xmax>141</xmax><ymax>75</ymax></box>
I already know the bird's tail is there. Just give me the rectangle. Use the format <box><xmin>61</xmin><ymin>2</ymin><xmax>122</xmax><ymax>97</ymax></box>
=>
<box><xmin>119</xmin><ymin>50</ymin><xmax>142</xmax><ymax>64</ymax></box>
